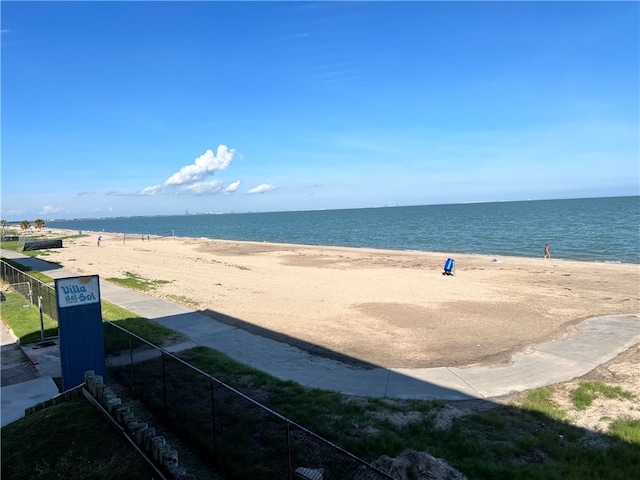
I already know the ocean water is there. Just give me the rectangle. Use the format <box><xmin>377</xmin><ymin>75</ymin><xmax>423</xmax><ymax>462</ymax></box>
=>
<box><xmin>48</xmin><ymin>196</ymin><xmax>640</xmax><ymax>264</ymax></box>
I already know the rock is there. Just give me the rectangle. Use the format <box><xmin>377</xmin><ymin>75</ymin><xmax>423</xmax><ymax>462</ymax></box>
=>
<box><xmin>357</xmin><ymin>449</ymin><xmax>468</xmax><ymax>480</ymax></box>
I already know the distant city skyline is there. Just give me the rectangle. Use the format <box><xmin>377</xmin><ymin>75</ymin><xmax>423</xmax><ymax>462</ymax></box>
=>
<box><xmin>2</xmin><ymin>1</ymin><xmax>638</xmax><ymax>221</ymax></box>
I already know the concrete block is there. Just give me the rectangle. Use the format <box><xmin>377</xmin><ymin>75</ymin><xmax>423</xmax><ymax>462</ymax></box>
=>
<box><xmin>102</xmin><ymin>387</ymin><xmax>115</xmax><ymax>404</ymax></box>
<box><xmin>93</xmin><ymin>384</ymin><xmax>104</xmax><ymax>401</ymax></box>
<box><xmin>125</xmin><ymin>416</ymin><xmax>139</xmax><ymax>431</ymax></box>
<box><xmin>116</xmin><ymin>406</ymin><xmax>130</xmax><ymax>423</ymax></box>
<box><xmin>93</xmin><ymin>375</ymin><xmax>104</xmax><ymax>387</ymax></box>
<box><xmin>134</xmin><ymin>424</ymin><xmax>149</xmax><ymax>444</ymax></box>
<box><xmin>106</xmin><ymin>397</ymin><xmax>121</xmax><ymax>413</ymax></box>
<box><xmin>162</xmin><ymin>448</ymin><xmax>179</xmax><ymax>468</ymax></box>
<box><xmin>295</xmin><ymin>467</ymin><xmax>324</xmax><ymax>480</ymax></box>
<box><xmin>121</xmin><ymin>412</ymin><xmax>134</xmax><ymax>427</ymax></box>
<box><xmin>151</xmin><ymin>436</ymin><xmax>166</xmax><ymax>462</ymax></box>
<box><xmin>143</xmin><ymin>428</ymin><xmax>156</xmax><ymax>450</ymax></box>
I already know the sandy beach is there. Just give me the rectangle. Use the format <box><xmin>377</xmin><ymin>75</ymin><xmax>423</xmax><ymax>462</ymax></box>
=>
<box><xmin>41</xmin><ymin>229</ymin><xmax>639</xmax><ymax>370</ymax></box>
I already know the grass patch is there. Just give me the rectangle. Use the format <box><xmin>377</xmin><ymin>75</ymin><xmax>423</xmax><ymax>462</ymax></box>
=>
<box><xmin>1</xmin><ymin>398</ymin><xmax>157</xmax><ymax>479</ymax></box>
<box><xmin>165</xmin><ymin>294</ymin><xmax>201</xmax><ymax>309</ymax></box>
<box><xmin>520</xmin><ymin>387</ymin><xmax>568</xmax><ymax>421</ymax></box>
<box><xmin>0</xmin><ymin>286</ymin><xmax>58</xmax><ymax>343</ymax></box>
<box><xmin>176</xmin><ymin>346</ymin><xmax>398</xmax><ymax>432</ymax></box>
<box><xmin>106</xmin><ymin>271</ymin><xmax>171</xmax><ymax>291</ymax></box>
<box><xmin>609</xmin><ymin>418</ymin><xmax>640</xmax><ymax>443</ymax></box>
<box><xmin>570</xmin><ymin>381</ymin><xmax>635</xmax><ymax>410</ymax></box>
<box><xmin>0</xmin><ymin>240</ymin><xmax>36</xmax><ymax>256</ymax></box>
<box><xmin>61</xmin><ymin>234</ymin><xmax>86</xmax><ymax>240</ymax></box>
<box><xmin>110</xmin><ymin>345</ymin><xmax>640</xmax><ymax>480</ymax></box>
<box><xmin>101</xmin><ymin>301</ymin><xmax>185</xmax><ymax>352</ymax></box>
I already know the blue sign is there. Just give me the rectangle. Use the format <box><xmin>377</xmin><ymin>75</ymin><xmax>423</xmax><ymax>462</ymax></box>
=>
<box><xmin>57</xmin><ymin>276</ymin><xmax>100</xmax><ymax>308</ymax></box>
<box><xmin>55</xmin><ymin>275</ymin><xmax>106</xmax><ymax>390</ymax></box>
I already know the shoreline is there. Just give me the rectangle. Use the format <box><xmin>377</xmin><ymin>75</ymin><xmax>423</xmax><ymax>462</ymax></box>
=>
<box><xmin>38</xmin><ymin>227</ymin><xmax>640</xmax><ymax>266</ymax></box>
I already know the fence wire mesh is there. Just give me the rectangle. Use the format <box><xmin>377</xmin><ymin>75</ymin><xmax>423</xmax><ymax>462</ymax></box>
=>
<box><xmin>10</xmin><ymin>281</ymin><xmax>32</xmax><ymax>303</ymax></box>
<box><xmin>1</xmin><ymin>260</ymin><xmax>58</xmax><ymax>323</ymax></box>
<box><xmin>104</xmin><ymin>322</ymin><xmax>394</xmax><ymax>480</ymax></box>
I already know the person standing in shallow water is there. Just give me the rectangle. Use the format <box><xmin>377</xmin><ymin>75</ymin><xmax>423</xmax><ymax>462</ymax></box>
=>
<box><xmin>544</xmin><ymin>243</ymin><xmax>551</xmax><ymax>258</ymax></box>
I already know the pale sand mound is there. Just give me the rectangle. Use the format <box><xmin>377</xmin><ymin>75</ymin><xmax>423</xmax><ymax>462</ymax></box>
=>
<box><xmin>354</xmin><ymin>450</ymin><xmax>468</xmax><ymax>480</ymax></box>
<box><xmin>45</xmin><ymin>229</ymin><xmax>639</xmax><ymax>369</ymax></box>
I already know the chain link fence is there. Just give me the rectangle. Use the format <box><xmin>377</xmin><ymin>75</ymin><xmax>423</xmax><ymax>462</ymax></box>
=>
<box><xmin>1</xmin><ymin>259</ymin><xmax>58</xmax><ymax>323</ymax></box>
<box><xmin>104</xmin><ymin>322</ymin><xmax>394</xmax><ymax>480</ymax></box>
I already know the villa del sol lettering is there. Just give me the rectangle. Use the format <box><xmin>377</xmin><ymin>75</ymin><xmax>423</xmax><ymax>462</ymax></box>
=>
<box><xmin>61</xmin><ymin>284</ymin><xmax>97</xmax><ymax>303</ymax></box>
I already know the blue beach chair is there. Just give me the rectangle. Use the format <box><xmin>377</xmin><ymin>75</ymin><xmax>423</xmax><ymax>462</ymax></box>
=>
<box><xmin>443</xmin><ymin>258</ymin><xmax>455</xmax><ymax>276</ymax></box>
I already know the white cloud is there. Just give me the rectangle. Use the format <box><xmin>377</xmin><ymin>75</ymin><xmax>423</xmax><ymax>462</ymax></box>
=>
<box><xmin>224</xmin><ymin>181</ymin><xmax>241</xmax><ymax>194</ymax></box>
<box><xmin>281</xmin><ymin>32</ymin><xmax>309</xmax><ymax>40</ymax></box>
<box><xmin>41</xmin><ymin>205</ymin><xmax>62</xmax><ymax>214</ymax></box>
<box><xmin>1</xmin><ymin>208</ymin><xmax>25</xmax><ymax>217</ymax></box>
<box><xmin>140</xmin><ymin>145</ymin><xmax>237</xmax><ymax>195</ymax></box>
<box><xmin>247</xmin><ymin>183</ymin><xmax>278</xmax><ymax>194</ymax></box>
<box><xmin>165</xmin><ymin>146</ymin><xmax>235</xmax><ymax>186</ymax></box>
<box><xmin>186</xmin><ymin>180</ymin><xmax>224</xmax><ymax>195</ymax></box>
<box><xmin>139</xmin><ymin>184</ymin><xmax>162</xmax><ymax>195</ymax></box>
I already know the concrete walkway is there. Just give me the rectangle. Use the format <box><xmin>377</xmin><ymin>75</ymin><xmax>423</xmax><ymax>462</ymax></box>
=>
<box><xmin>2</xmin><ymin>249</ymin><xmax>639</xmax><ymax>409</ymax></box>
<box><xmin>1</xmin><ymin>314</ymin><xmax>59</xmax><ymax>427</ymax></box>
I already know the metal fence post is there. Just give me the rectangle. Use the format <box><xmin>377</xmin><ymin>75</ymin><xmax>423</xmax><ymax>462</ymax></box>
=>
<box><xmin>129</xmin><ymin>337</ymin><xmax>134</xmax><ymax>395</ymax></box>
<box><xmin>287</xmin><ymin>421</ymin><xmax>293</xmax><ymax>480</ymax></box>
<box><xmin>210</xmin><ymin>379</ymin><xmax>218</xmax><ymax>466</ymax></box>
<box><xmin>38</xmin><ymin>295</ymin><xmax>44</xmax><ymax>341</ymax></box>
<box><xmin>162</xmin><ymin>352</ymin><xmax>168</xmax><ymax>423</ymax></box>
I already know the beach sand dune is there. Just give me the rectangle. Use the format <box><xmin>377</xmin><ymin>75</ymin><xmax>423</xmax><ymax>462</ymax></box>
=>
<box><xmin>45</xmin><ymin>229</ymin><xmax>639</xmax><ymax>369</ymax></box>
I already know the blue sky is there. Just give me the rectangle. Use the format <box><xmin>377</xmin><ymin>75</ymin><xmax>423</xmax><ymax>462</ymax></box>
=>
<box><xmin>1</xmin><ymin>1</ymin><xmax>638</xmax><ymax>221</ymax></box>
